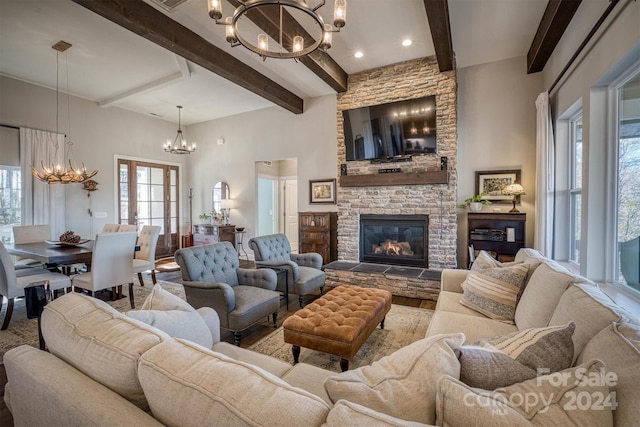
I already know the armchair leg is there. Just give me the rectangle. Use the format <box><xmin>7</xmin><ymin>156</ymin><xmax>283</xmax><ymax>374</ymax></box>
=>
<box><xmin>319</xmin><ymin>286</ymin><xmax>324</xmax><ymax>295</ymax></box>
<box><xmin>298</xmin><ymin>295</ymin><xmax>304</xmax><ymax>308</ymax></box>
<box><xmin>128</xmin><ymin>283</ymin><xmax>135</xmax><ymax>309</ymax></box>
<box><xmin>233</xmin><ymin>332</ymin><xmax>242</xmax><ymax>346</ymax></box>
<box><xmin>272</xmin><ymin>312</ymin><xmax>278</xmax><ymax>328</ymax></box>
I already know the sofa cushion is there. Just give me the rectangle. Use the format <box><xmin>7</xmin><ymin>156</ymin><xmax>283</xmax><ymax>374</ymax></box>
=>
<box><xmin>549</xmin><ymin>283</ymin><xmax>630</xmax><ymax>361</ymax></box>
<box><xmin>436</xmin><ymin>360</ymin><xmax>614</xmax><ymax>427</ymax></box>
<box><xmin>458</xmin><ymin>322</ymin><xmax>575</xmax><ymax>390</ymax></box>
<box><xmin>576</xmin><ymin>320</ymin><xmax>640</xmax><ymax>426</ymax></box>
<box><xmin>126</xmin><ymin>283</ymin><xmax>213</xmax><ymax>349</ymax></box>
<box><xmin>281</xmin><ymin>362</ymin><xmax>335</xmax><ymax>405</ymax></box>
<box><xmin>426</xmin><ymin>311</ymin><xmax>518</xmax><ymax>343</ymax></box>
<box><xmin>325</xmin><ymin>400</ymin><xmax>432</xmax><ymax>427</ymax></box>
<box><xmin>138</xmin><ymin>338</ymin><xmax>331</xmax><ymax>426</ymax></box>
<box><xmin>324</xmin><ymin>333</ymin><xmax>464</xmax><ymax>425</ymax></box>
<box><xmin>435</xmin><ymin>291</ymin><xmax>488</xmax><ymax>318</ymax></box>
<box><xmin>212</xmin><ymin>341</ymin><xmax>293</xmax><ymax>377</ymax></box>
<box><xmin>460</xmin><ymin>263</ymin><xmax>529</xmax><ymax>323</ymax></box>
<box><xmin>41</xmin><ymin>292</ymin><xmax>169</xmax><ymax>411</ymax></box>
<box><xmin>514</xmin><ymin>262</ymin><xmax>585</xmax><ymax>330</ymax></box>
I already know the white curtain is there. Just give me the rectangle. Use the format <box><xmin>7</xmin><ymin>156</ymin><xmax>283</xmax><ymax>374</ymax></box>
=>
<box><xmin>534</xmin><ymin>92</ymin><xmax>555</xmax><ymax>256</ymax></box>
<box><xmin>19</xmin><ymin>127</ymin><xmax>66</xmax><ymax>238</ymax></box>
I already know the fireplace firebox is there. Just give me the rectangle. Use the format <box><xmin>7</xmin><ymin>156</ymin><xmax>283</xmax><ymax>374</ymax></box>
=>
<box><xmin>360</xmin><ymin>214</ymin><xmax>428</xmax><ymax>267</ymax></box>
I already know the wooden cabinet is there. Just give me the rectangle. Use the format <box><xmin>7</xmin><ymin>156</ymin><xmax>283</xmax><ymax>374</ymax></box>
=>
<box><xmin>193</xmin><ymin>224</ymin><xmax>236</xmax><ymax>247</ymax></box>
<box><xmin>299</xmin><ymin>212</ymin><xmax>337</xmax><ymax>266</ymax></box>
<box><xmin>467</xmin><ymin>213</ymin><xmax>526</xmax><ymax>262</ymax></box>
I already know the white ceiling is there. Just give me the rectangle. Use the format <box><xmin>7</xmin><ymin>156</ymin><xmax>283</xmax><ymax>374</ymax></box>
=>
<box><xmin>0</xmin><ymin>0</ymin><xmax>548</xmax><ymax>126</ymax></box>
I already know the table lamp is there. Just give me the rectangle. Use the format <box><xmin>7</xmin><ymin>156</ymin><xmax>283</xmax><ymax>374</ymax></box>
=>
<box><xmin>221</xmin><ymin>198</ymin><xmax>234</xmax><ymax>225</ymax></box>
<box><xmin>503</xmin><ymin>183</ymin><xmax>525</xmax><ymax>213</ymax></box>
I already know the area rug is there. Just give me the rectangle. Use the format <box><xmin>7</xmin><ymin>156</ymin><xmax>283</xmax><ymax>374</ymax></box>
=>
<box><xmin>248</xmin><ymin>305</ymin><xmax>434</xmax><ymax>372</ymax></box>
<box><xmin>0</xmin><ymin>278</ymin><xmax>185</xmax><ymax>359</ymax></box>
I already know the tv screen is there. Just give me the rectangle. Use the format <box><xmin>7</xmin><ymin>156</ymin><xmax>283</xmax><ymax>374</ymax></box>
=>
<box><xmin>342</xmin><ymin>95</ymin><xmax>437</xmax><ymax>161</ymax></box>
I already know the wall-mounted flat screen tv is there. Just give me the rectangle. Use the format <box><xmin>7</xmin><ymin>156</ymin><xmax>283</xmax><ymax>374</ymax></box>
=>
<box><xmin>342</xmin><ymin>95</ymin><xmax>436</xmax><ymax>161</ymax></box>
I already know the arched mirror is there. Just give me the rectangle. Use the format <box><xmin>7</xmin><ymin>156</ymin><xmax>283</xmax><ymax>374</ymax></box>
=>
<box><xmin>212</xmin><ymin>181</ymin><xmax>230</xmax><ymax>216</ymax></box>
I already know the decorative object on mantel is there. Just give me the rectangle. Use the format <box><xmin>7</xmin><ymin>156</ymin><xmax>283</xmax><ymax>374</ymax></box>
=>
<box><xmin>503</xmin><ymin>183</ymin><xmax>526</xmax><ymax>213</ymax></box>
<box><xmin>309</xmin><ymin>178</ymin><xmax>336</xmax><ymax>204</ymax></box>
<box><xmin>163</xmin><ymin>106</ymin><xmax>196</xmax><ymax>154</ymax></box>
<box><xmin>458</xmin><ymin>192</ymin><xmax>491</xmax><ymax>212</ymax></box>
<box><xmin>475</xmin><ymin>169</ymin><xmax>521</xmax><ymax>204</ymax></box>
<box><xmin>340</xmin><ymin>170</ymin><xmax>448</xmax><ymax>187</ymax></box>
<box><xmin>207</xmin><ymin>0</ymin><xmax>346</xmax><ymax>60</ymax></box>
<box><xmin>32</xmin><ymin>41</ymin><xmax>98</xmax><ymax>184</ymax></box>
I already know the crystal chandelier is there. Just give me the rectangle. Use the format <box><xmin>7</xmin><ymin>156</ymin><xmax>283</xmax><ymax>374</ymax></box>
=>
<box><xmin>32</xmin><ymin>41</ymin><xmax>98</xmax><ymax>184</ymax></box>
<box><xmin>163</xmin><ymin>106</ymin><xmax>196</xmax><ymax>154</ymax></box>
<box><xmin>207</xmin><ymin>0</ymin><xmax>346</xmax><ymax>60</ymax></box>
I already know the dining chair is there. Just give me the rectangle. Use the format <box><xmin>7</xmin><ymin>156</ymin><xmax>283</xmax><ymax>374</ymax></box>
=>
<box><xmin>0</xmin><ymin>242</ymin><xmax>71</xmax><ymax>330</ymax></box>
<box><xmin>71</xmin><ymin>232</ymin><xmax>138</xmax><ymax>308</ymax></box>
<box><xmin>12</xmin><ymin>225</ymin><xmax>51</xmax><ymax>268</ymax></box>
<box><xmin>132</xmin><ymin>225</ymin><xmax>161</xmax><ymax>287</ymax></box>
<box><xmin>118</xmin><ymin>224</ymin><xmax>137</xmax><ymax>232</ymax></box>
<box><xmin>101</xmin><ymin>223</ymin><xmax>121</xmax><ymax>233</ymax></box>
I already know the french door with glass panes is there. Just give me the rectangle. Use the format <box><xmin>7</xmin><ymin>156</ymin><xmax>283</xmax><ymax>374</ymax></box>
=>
<box><xmin>118</xmin><ymin>159</ymin><xmax>179</xmax><ymax>258</ymax></box>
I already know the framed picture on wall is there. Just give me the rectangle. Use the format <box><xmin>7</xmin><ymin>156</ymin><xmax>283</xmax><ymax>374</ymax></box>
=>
<box><xmin>475</xmin><ymin>170</ymin><xmax>521</xmax><ymax>204</ymax></box>
<box><xmin>309</xmin><ymin>178</ymin><xmax>336</xmax><ymax>204</ymax></box>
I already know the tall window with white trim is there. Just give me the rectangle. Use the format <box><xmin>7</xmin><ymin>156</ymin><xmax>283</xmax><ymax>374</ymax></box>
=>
<box><xmin>569</xmin><ymin>114</ymin><xmax>582</xmax><ymax>264</ymax></box>
<box><xmin>615</xmin><ymin>71</ymin><xmax>640</xmax><ymax>291</ymax></box>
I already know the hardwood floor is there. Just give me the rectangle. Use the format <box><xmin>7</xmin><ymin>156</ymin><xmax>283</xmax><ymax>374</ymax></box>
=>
<box><xmin>0</xmin><ymin>265</ymin><xmax>436</xmax><ymax>426</ymax></box>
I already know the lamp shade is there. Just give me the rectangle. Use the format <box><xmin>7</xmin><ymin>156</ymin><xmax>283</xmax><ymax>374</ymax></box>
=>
<box><xmin>503</xmin><ymin>183</ymin><xmax>525</xmax><ymax>196</ymax></box>
<box><xmin>221</xmin><ymin>199</ymin><xmax>234</xmax><ymax>209</ymax></box>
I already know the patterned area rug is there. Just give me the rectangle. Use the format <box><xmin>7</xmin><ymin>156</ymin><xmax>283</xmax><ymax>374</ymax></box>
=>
<box><xmin>0</xmin><ymin>278</ymin><xmax>185</xmax><ymax>359</ymax></box>
<box><xmin>248</xmin><ymin>305</ymin><xmax>434</xmax><ymax>372</ymax></box>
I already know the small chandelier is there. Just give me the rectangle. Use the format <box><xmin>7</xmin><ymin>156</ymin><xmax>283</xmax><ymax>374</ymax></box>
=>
<box><xmin>164</xmin><ymin>106</ymin><xmax>196</xmax><ymax>154</ymax></box>
<box><xmin>207</xmin><ymin>0</ymin><xmax>347</xmax><ymax>60</ymax></box>
<box><xmin>32</xmin><ymin>41</ymin><xmax>98</xmax><ymax>184</ymax></box>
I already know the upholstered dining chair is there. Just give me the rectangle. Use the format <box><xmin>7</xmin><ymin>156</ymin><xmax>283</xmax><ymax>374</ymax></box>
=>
<box><xmin>175</xmin><ymin>242</ymin><xmax>280</xmax><ymax>346</ymax></box>
<box><xmin>71</xmin><ymin>232</ymin><xmax>138</xmax><ymax>308</ymax></box>
<box><xmin>12</xmin><ymin>224</ymin><xmax>51</xmax><ymax>268</ymax></box>
<box><xmin>0</xmin><ymin>241</ymin><xmax>71</xmax><ymax>330</ymax></box>
<box><xmin>101</xmin><ymin>223</ymin><xmax>121</xmax><ymax>233</ymax></box>
<box><xmin>248</xmin><ymin>233</ymin><xmax>325</xmax><ymax>308</ymax></box>
<box><xmin>118</xmin><ymin>224</ymin><xmax>137</xmax><ymax>232</ymax></box>
<box><xmin>132</xmin><ymin>225</ymin><xmax>161</xmax><ymax>287</ymax></box>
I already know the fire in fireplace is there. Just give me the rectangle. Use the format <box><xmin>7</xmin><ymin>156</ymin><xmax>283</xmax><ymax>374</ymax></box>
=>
<box><xmin>360</xmin><ymin>214</ymin><xmax>428</xmax><ymax>267</ymax></box>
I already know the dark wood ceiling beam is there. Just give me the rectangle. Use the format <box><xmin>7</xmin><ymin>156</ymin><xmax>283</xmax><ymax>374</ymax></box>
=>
<box><xmin>423</xmin><ymin>0</ymin><xmax>455</xmax><ymax>72</ymax></box>
<box><xmin>227</xmin><ymin>0</ymin><xmax>348</xmax><ymax>93</ymax></box>
<box><xmin>527</xmin><ymin>0</ymin><xmax>582</xmax><ymax>74</ymax></box>
<box><xmin>71</xmin><ymin>0</ymin><xmax>303</xmax><ymax>114</ymax></box>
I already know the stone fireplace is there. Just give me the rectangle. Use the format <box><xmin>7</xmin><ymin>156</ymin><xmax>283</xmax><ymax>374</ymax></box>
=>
<box><xmin>360</xmin><ymin>214</ymin><xmax>428</xmax><ymax>268</ymax></box>
<box><xmin>335</xmin><ymin>56</ymin><xmax>458</xmax><ymax>271</ymax></box>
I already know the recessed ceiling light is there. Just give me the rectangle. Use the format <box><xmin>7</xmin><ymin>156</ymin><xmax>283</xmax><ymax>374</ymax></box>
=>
<box><xmin>402</xmin><ymin>39</ymin><xmax>413</xmax><ymax>47</ymax></box>
<box><xmin>354</xmin><ymin>51</ymin><xmax>364</xmax><ymax>58</ymax></box>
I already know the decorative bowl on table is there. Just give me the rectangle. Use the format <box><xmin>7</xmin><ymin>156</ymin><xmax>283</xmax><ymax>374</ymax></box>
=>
<box><xmin>236</xmin><ymin>227</ymin><xmax>245</xmax><ymax>232</ymax></box>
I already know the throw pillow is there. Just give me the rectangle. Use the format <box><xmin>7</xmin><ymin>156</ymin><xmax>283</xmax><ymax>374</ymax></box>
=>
<box><xmin>458</xmin><ymin>322</ymin><xmax>575</xmax><ymax>389</ymax></box>
<box><xmin>460</xmin><ymin>263</ymin><xmax>529</xmax><ymax>323</ymax></box>
<box><xmin>325</xmin><ymin>400</ymin><xmax>428</xmax><ymax>427</ymax></box>
<box><xmin>436</xmin><ymin>360</ymin><xmax>615</xmax><ymax>427</ymax></box>
<box><xmin>471</xmin><ymin>250</ymin><xmax>517</xmax><ymax>270</ymax></box>
<box><xmin>127</xmin><ymin>283</ymin><xmax>213</xmax><ymax>349</ymax></box>
<box><xmin>324</xmin><ymin>333</ymin><xmax>464</xmax><ymax>425</ymax></box>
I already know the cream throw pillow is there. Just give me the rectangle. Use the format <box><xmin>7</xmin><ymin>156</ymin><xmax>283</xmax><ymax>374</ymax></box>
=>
<box><xmin>127</xmin><ymin>284</ymin><xmax>213</xmax><ymax>349</ymax></box>
<box><xmin>436</xmin><ymin>359</ymin><xmax>614</xmax><ymax>427</ymax></box>
<box><xmin>324</xmin><ymin>333</ymin><xmax>464</xmax><ymax>425</ymax></box>
<box><xmin>460</xmin><ymin>263</ymin><xmax>529</xmax><ymax>323</ymax></box>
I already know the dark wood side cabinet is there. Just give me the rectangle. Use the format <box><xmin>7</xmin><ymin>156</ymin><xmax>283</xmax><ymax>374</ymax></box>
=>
<box><xmin>467</xmin><ymin>213</ymin><xmax>526</xmax><ymax>262</ymax></box>
<box><xmin>299</xmin><ymin>212</ymin><xmax>337</xmax><ymax>266</ymax></box>
<box><xmin>193</xmin><ymin>224</ymin><xmax>236</xmax><ymax>247</ymax></box>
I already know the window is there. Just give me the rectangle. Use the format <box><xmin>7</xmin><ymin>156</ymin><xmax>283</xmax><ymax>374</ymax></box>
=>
<box><xmin>0</xmin><ymin>166</ymin><xmax>21</xmax><ymax>244</ymax></box>
<box><xmin>569</xmin><ymin>114</ymin><xmax>582</xmax><ymax>264</ymax></box>
<box><xmin>615</xmin><ymin>70</ymin><xmax>640</xmax><ymax>291</ymax></box>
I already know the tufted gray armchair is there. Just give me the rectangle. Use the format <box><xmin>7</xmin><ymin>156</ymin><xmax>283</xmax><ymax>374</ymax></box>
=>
<box><xmin>174</xmin><ymin>242</ymin><xmax>280</xmax><ymax>346</ymax></box>
<box><xmin>248</xmin><ymin>233</ymin><xmax>325</xmax><ymax>308</ymax></box>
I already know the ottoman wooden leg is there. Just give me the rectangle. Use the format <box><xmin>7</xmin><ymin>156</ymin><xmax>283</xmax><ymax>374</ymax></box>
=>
<box><xmin>380</xmin><ymin>316</ymin><xmax>386</xmax><ymax>330</ymax></box>
<box><xmin>292</xmin><ymin>345</ymin><xmax>300</xmax><ymax>364</ymax></box>
<box><xmin>340</xmin><ymin>359</ymin><xmax>349</xmax><ymax>372</ymax></box>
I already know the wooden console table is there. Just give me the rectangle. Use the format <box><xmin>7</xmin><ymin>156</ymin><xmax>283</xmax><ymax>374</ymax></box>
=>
<box><xmin>193</xmin><ymin>224</ymin><xmax>236</xmax><ymax>247</ymax></box>
<box><xmin>467</xmin><ymin>212</ymin><xmax>526</xmax><ymax>262</ymax></box>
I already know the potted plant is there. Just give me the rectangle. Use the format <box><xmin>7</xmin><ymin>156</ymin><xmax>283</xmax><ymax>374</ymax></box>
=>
<box><xmin>198</xmin><ymin>212</ymin><xmax>212</xmax><ymax>224</ymax></box>
<box><xmin>458</xmin><ymin>192</ymin><xmax>492</xmax><ymax>212</ymax></box>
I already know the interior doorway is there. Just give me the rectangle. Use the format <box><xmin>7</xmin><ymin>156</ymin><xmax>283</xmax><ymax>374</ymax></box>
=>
<box><xmin>255</xmin><ymin>159</ymin><xmax>298</xmax><ymax>252</ymax></box>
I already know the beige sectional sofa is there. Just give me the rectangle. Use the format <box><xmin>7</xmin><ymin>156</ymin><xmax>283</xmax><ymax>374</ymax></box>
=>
<box><xmin>4</xmin><ymin>248</ymin><xmax>639</xmax><ymax>426</ymax></box>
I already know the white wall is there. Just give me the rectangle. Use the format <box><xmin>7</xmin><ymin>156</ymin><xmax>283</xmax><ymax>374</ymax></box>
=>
<box><xmin>456</xmin><ymin>56</ymin><xmax>543</xmax><ymax>266</ymax></box>
<box><xmin>0</xmin><ymin>75</ymin><xmax>188</xmax><ymax>239</ymax></box>
<box><xmin>185</xmin><ymin>94</ymin><xmax>337</xmax><ymax>245</ymax></box>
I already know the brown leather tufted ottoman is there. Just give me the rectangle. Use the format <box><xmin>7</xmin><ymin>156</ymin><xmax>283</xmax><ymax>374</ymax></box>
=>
<box><xmin>283</xmin><ymin>285</ymin><xmax>392</xmax><ymax>371</ymax></box>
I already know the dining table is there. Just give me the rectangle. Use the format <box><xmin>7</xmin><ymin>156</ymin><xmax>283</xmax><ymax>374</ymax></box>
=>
<box><xmin>5</xmin><ymin>241</ymin><xmax>94</xmax><ymax>270</ymax></box>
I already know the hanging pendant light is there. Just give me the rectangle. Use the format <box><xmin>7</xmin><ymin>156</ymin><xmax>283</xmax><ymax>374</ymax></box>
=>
<box><xmin>163</xmin><ymin>106</ymin><xmax>196</xmax><ymax>154</ymax></box>
<box><xmin>31</xmin><ymin>41</ymin><xmax>98</xmax><ymax>184</ymax></box>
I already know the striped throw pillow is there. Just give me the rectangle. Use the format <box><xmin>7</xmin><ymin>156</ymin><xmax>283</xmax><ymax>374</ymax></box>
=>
<box><xmin>460</xmin><ymin>263</ymin><xmax>529</xmax><ymax>323</ymax></box>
